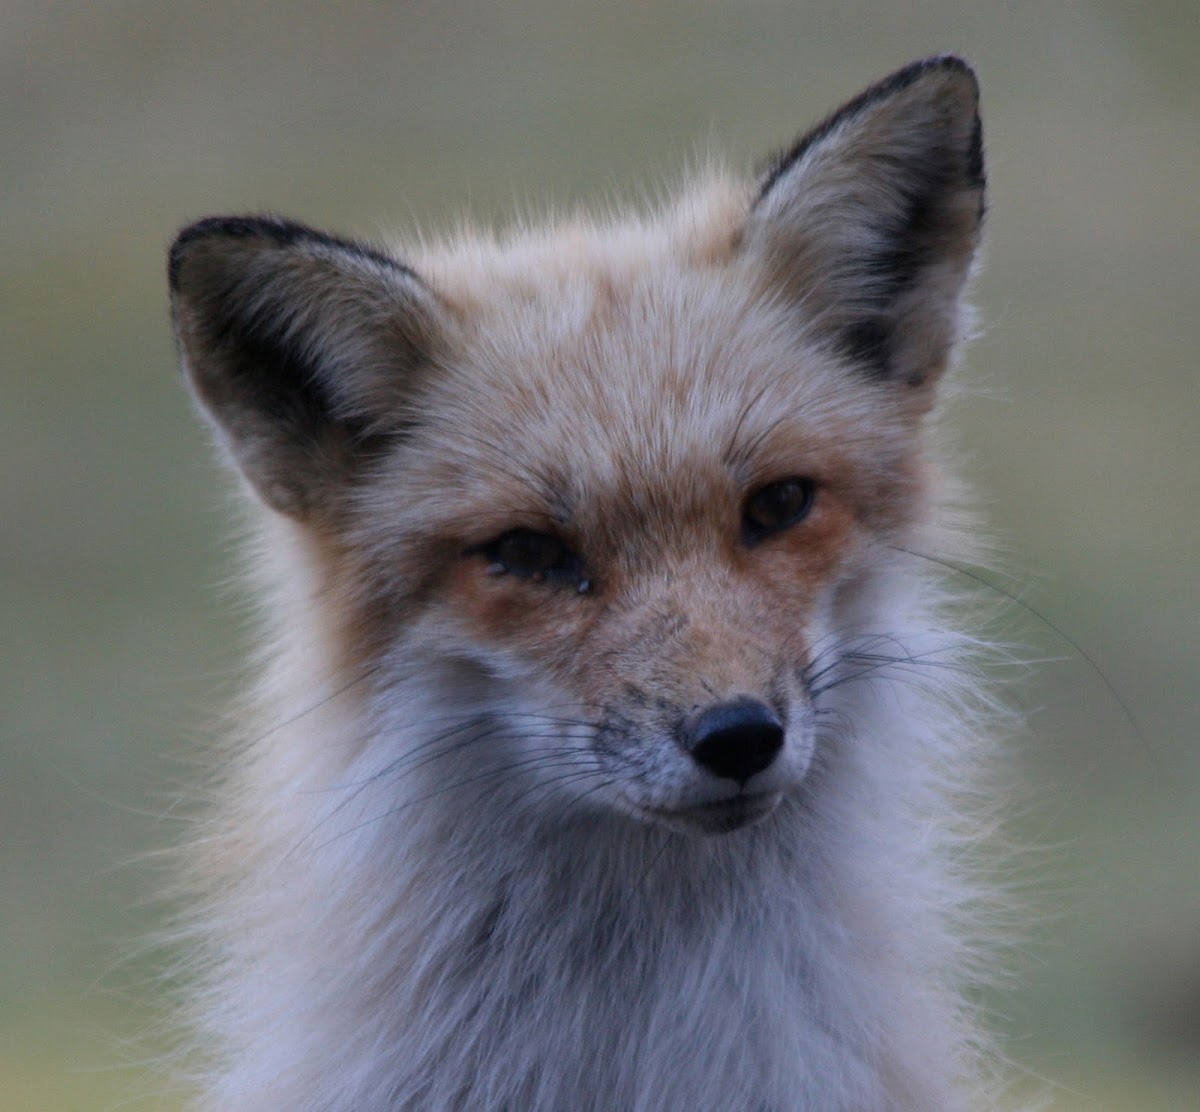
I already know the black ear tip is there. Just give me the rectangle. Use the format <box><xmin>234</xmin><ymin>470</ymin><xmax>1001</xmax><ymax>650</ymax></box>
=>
<box><xmin>867</xmin><ymin>54</ymin><xmax>980</xmax><ymax>113</ymax></box>
<box><xmin>168</xmin><ymin>214</ymin><xmax>416</xmax><ymax>294</ymax></box>
<box><xmin>168</xmin><ymin>214</ymin><xmax>315</xmax><ymax>292</ymax></box>
<box><xmin>895</xmin><ymin>54</ymin><xmax>979</xmax><ymax>97</ymax></box>
<box><xmin>918</xmin><ymin>53</ymin><xmax>978</xmax><ymax>82</ymax></box>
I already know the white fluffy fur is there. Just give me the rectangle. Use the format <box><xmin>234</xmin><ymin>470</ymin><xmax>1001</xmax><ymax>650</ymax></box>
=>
<box><xmin>184</xmin><ymin>539</ymin><xmax>1001</xmax><ymax>1111</ymax></box>
<box><xmin>170</xmin><ymin>57</ymin><xmax>1011</xmax><ymax>1111</ymax></box>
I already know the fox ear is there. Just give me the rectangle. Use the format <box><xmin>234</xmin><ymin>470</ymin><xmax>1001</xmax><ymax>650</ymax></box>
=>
<box><xmin>169</xmin><ymin>216</ymin><xmax>447</xmax><ymax>519</ymax></box>
<box><xmin>745</xmin><ymin>56</ymin><xmax>985</xmax><ymax>388</ymax></box>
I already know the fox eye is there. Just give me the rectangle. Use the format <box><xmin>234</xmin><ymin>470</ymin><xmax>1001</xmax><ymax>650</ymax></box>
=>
<box><xmin>742</xmin><ymin>477</ymin><xmax>815</xmax><ymax>543</ymax></box>
<box><xmin>478</xmin><ymin>528</ymin><xmax>590</xmax><ymax>591</ymax></box>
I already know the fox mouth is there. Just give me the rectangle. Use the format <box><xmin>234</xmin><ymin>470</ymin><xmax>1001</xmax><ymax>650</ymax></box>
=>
<box><xmin>641</xmin><ymin>790</ymin><xmax>783</xmax><ymax>835</ymax></box>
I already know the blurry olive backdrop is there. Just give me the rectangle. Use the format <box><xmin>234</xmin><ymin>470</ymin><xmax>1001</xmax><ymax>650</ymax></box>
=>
<box><xmin>3</xmin><ymin>2</ymin><xmax>1197</xmax><ymax>1108</ymax></box>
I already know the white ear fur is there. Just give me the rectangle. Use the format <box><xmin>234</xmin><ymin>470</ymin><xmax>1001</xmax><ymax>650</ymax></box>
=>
<box><xmin>169</xmin><ymin>216</ymin><xmax>447</xmax><ymax>518</ymax></box>
<box><xmin>745</xmin><ymin>55</ymin><xmax>985</xmax><ymax>387</ymax></box>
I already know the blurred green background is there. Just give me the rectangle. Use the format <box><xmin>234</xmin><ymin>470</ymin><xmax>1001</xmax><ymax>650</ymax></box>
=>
<box><xmin>2</xmin><ymin>2</ymin><xmax>1197</xmax><ymax>1108</ymax></box>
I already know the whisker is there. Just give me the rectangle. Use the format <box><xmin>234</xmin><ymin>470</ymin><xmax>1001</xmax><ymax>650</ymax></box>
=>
<box><xmin>294</xmin><ymin>728</ymin><xmax>592</xmax><ymax>854</ymax></box>
<box><xmin>324</xmin><ymin>708</ymin><xmax>593</xmax><ymax>793</ymax></box>
<box><xmin>636</xmin><ymin>833</ymin><xmax>675</xmax><ymax>901</ymax></box>
<box><xmin>244</xmin><ymin>663</ymin><xmax>383</xmax><ymax>748</ymax></box>
<box><xmin>304</xmin><ymin>750</ymin><xmax>601</xmax><ymax>855</ymax></box>
<box><xmin>803</xmin><ymin>628</ymin><xmax>969</xmax><ymax>701</ymax></box>
<box><xmin>810</xmin><ymin>649</ymin><xmax>963</xmax><ymax>699</ymax></box>
<box><xmin>890</xmin><ymin>544</ymin><xmax>1152</xmax><ymax>763</ymax></box>
<box><xmin>491</xmin><ymin>763</ymin><xmax>609</xmax><ymax>816</ymax></box>
<box><xmin>802</xmin><ymin>631</ymin><xmax>908</xmax><ymax>688</ymax></box>
<box><xmin>292</xmin><ymin>707</ymin><xmax>589</xmax><ymax>804</ymax></box>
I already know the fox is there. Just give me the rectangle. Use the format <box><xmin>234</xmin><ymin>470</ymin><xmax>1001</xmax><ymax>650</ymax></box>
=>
<box><xmin>168</xmin><ymin>55</ymin><xmax>1007</xmax><ymax>1110</ymax></box>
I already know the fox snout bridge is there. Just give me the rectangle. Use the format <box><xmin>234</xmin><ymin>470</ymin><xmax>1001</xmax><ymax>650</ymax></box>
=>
<box><xmin>684</xmin><ymin>697</ymin><xmax>785</xmax><ymax>785</ymax></box>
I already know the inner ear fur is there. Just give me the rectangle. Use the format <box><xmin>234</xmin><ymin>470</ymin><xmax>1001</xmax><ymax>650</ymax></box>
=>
<box><xmin>169</xmin><ymin>215</ymin><xmax>447</xmax><ymax>520</ymax></box>
<box><xmin>745</xmin><ymin>55</ymin><xmax>985</xmax><ymax>389</ymax></box>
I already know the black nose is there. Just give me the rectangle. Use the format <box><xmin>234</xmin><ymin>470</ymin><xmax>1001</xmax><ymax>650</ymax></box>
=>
<box><xmin>685</xmin><ymin>697</ymin><xmax>784</xmax><ymax>785</ymax></box>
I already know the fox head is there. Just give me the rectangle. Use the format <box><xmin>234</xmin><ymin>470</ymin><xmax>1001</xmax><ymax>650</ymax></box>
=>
<box><xmin>170</xmin><ymin>57</ymin><xmax>984</xmax><ymax>836</ymax></box>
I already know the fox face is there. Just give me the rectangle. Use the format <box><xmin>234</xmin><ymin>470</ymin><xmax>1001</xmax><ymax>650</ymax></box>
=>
<box><xmin>170</xmin><ymin>57</ymin><xmax>983</xmax><ymax>839</ymax></box>
<box><xmin>347</xmin><ymin>268</ymin><xmax>937</xmax><ymax>836</ymax></box>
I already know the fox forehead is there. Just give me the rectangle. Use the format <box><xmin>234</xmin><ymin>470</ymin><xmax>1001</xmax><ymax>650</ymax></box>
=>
<box><xmin>390</xmin><ymin>246</ymin><xmax>916</xmax><ymax>547</ymax></box>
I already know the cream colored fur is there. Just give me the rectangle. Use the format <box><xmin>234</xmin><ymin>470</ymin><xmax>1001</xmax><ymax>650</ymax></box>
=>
<box><xmin>169</xmin><ymin>57</ymin><xmax>1008</xmax><ymax>1110</ymax></box>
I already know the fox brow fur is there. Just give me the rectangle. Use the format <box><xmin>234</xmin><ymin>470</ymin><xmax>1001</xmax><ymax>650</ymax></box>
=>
<box><xmin>164</xmin><ymin>56</ymin><xmax>1023</xmax><ymax>1110</ymax></box>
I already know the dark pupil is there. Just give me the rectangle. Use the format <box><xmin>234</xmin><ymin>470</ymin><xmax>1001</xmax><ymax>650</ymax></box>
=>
<box><xmin>496</xmin><ymin>529</ymin><xmax>567</xmax><ymax>576</ymax></box>
<box><xmin>745</xmin><ymin>478</ymin><xmax>811</xmax><ymax>533</ymax></box>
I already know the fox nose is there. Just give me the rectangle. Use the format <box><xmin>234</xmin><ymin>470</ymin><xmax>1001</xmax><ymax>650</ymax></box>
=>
<box><xmin>685</xmin><ymin>697</ymin><xmax>784</xmax><ymax>785</ymax></box>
